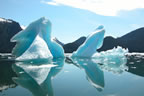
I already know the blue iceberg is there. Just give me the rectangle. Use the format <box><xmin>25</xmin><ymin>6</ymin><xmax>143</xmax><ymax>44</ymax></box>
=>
<box><xmin>72</xmin><ymin>25</ymin><xmax>105</xmax><ymax>58</ymax></box>
<box><xmin>11</xmin><ymin>17</ymin><xmax>64</xmax><ymax>60</ymax></box>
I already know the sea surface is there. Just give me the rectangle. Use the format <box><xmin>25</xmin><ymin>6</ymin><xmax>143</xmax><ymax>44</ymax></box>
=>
<box><xmin>0</xmin><ymin>53</ymin><xmax>144</xmax><ymax>96</ymax></box>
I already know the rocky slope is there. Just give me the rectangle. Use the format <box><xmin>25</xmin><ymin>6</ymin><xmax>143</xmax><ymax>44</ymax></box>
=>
<box><xmin>0</xmin><ymin>18</ymin><xmax>22</xmax><ymax>53</ymax></box>
<box><xmin>63</xmin><ymin>37</ymin><xmax>86</xmax><ymax>53</ymax></box>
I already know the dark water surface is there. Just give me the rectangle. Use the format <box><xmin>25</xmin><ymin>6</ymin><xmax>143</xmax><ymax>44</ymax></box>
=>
<box><xmin>0</xmin><ymin>53</ymin><xmax>144</xmax><ymax>96</ymax></box>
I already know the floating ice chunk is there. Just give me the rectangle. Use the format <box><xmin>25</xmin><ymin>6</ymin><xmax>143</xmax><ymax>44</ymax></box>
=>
<box><xmin>92</xmin><ymin>46</ymin><xmax>128</xmax><ymax>74</ymax></box>
<box><xmin>11</xmin><ymin>17</ymin><xmax>64</xmax><ymax>60</ymax></box>
<box><xmin>72</xmin><ymin>25</ymin><xmax>105</xmax><ymax>57</ymax></box>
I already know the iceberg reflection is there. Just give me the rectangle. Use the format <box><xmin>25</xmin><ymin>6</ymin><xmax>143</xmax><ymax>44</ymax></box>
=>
<box><xmin>12</xmin><ymin>47</ymin><xmax>128</xmax><ymax>96</ymax></box>
<box><xmin>68</xmin><ymin>47</ymin><xmax>128</xmax><ymax>91</ymax></box>
<box><xmin>12</xmin><ymin>58</ymin><xmax>64</xmax><ymax>96</ymax></box>
<box><xmin>68</xmin><ymin>57</ymin><xmax>105</xmax><ymax>92</ymax></box>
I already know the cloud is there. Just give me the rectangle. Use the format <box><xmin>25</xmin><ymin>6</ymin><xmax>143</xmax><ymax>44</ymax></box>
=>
<box><xmin>41</xmin><ymin>0</ymin><xmax>144</xmax><ymax>16</ymax></box>
<box><xmin>41</xmin><ymin>0</ymin><xmax>58</xmax><ymax>6</ymax></box>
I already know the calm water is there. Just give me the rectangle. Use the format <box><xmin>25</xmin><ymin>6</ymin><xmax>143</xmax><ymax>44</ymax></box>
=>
<box><xmin>0</xmin><ymin>53</ymin><xmax>144</xmax><ymax>96</ymax></box>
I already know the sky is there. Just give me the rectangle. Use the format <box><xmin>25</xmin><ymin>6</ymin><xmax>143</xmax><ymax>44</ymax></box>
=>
<box><xmin>1</xmin><ymin>0</ymin><xmax>144</xmax><ymax>43</ymax></box>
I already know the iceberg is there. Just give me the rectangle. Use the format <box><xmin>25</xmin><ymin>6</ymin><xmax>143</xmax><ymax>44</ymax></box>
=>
<box><xmin>11</xmin><ymin>17</ymin><xmax>105</xmax><ymax>59</ymax></box>
<box><xmin>11</xmin><ymin>17</ymin><xmax>64</xmax><ymax>60</ymax></box>
<box><xmin>92</xmin><ymin>46</ymin><xmax>128</xmax><ymax>74</ymax></box>
<box><xmin>72</xmin><ymin>25</ymin><xmax>105</xmax><ymax>58</ymax></box>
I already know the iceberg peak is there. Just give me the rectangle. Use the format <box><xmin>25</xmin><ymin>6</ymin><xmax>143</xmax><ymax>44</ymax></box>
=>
<box><xmin>95</xmin><ymin>25</ymin><xmax>104</xmax><ymax>30</ymax></box>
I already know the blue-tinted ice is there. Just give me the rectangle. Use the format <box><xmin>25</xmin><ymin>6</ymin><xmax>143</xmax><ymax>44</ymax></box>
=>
<box><xmin>72</xmin><ymin>25</ymin><xmax>105</xmax><ymax>57</ymax></box>
<box><xmin>11</xmin><ymin>17</ymin><xmax>64</xmax><ymax>60</ymax></box>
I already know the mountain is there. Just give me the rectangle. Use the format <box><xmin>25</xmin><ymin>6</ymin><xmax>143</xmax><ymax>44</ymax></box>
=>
<box><xmin>0</xmin><ymin>18</ymin><xmax>22</xmax><ymax>53</ymax></box>
<box><xmin>98</xmin><ymin>27</ymin><xmax>144</xmax><ymax>52</ymax></box>
<box><xmin>63</xmin><ymin>27</ymin><xmax>144</xmax><ymax>53</ymax></box>
<box><xmin>97</xmin><ymin>36</ymin><xmax>118</xmax><ymax>52</ymax></box>
<box><xmin>117</xmin><ymin>27</ymin><xmax>144</xmax><ymax>52</ymax></box>
<box><xmin>63</xmin><ymin>37</ymin><xmax>86</xmax><ymax>53</ymax></box>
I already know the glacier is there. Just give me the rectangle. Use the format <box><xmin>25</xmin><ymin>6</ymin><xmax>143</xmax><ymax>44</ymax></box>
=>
<box><xmin>11</xmin><ymin>17</ymin><xmax>64</xmax><ymax>60</ymax></box>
